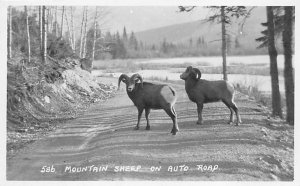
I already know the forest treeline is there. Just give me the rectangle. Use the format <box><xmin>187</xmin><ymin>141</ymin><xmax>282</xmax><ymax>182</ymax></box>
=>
<box><xmin>8</xmin><ymin>6</ymin><xmax>270</xmax><ymax>61</ymax></box>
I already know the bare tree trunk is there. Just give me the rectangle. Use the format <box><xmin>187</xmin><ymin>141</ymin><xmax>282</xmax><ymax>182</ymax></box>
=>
<box><xmin>54</xmin><ymin>6</ymin><xmax>57</xmax><ymax>37</ymax></box>
<box><xmin>42</xmin><ymin>6</ymin><xmax>47</xmax><ymax>64</ymax></box>
<box><xmin>25</xmin><ymin>6</ymin><xmax>31</xmax><ymax>62</ymax></box>
<box><xmin>60</xmin><ymin>6</ymin><xmax>64</xmax><ymax>38</ymax></box>
<box><xmin>79</xmin><ymin>7</ymin><xmax>86</xmax><ymax>58</ymax></box>
<box><xmin>70</xmin><ymin>7</ymin><xmax>76</xmax><ymax>52</ymax></box>
<box><xmin>82</xmin><ymin>7</ymin><xmax>88</xmax><ymax>58</ymax></box>
<box><xmin>267</xmin><ymin>6</ymin><xmax>282</xmax><ymax>118</ymax></box>
<box><xmin>282</xmin><ymin>6</ymin><xmax>294</xmax><ymax>125</ymax></box>
<box><xmin>48</xmin><ymin>7</ymin><xmax>53</xmax><ymax>34</ymax></box>
<box><xmin>47</xmin><ymin>7</ymin><xmax>50</xmax><ymax>33</ymax></box>
<box><xmin>7</xmin><ymin>6</ymin><xmax>12</xmax><ymax>59</ymax></box>
<box><xmin>92</xmin><ymin>7</ymin><xmax>98</xmax><ymax>60</ymax></box>
<box><xmin>221</xmin><ymin>6</ymin><xmax>228</xmax><ymax>81</ymax></box>
<box><xmin>39</xmin><ymin>6</ymin><xmax>42</xmax><ymax>50</ymax></box>
<box><xmin>64</xmin><ymin>7</ymin><xmax>73</xmax><ymax>51</ymax></box>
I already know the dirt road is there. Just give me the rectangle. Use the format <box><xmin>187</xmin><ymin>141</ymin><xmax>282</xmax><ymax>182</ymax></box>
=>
<box><xmin>7</xmin><ymin>78</ymin><xmax>294</xmax><ymax>181</ymax></box>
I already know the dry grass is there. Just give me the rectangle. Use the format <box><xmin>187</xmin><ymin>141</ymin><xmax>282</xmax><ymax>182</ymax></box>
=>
<box><xmin>234</xmin><ymin>83</ymin><xmax>286</xmax><ymax>112</ymax></box>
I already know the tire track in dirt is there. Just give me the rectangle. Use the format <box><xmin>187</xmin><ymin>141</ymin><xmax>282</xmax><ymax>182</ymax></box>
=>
<box><xmin>6</xmin><ymin>83</ymin><xmax>293</xmax><ymax>181</ymax></box>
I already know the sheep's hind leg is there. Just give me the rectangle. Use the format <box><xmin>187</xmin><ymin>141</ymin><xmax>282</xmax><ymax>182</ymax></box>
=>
<box><xmin>230</xmin><ymin>101</ymin><xmax>242</xmax><ymax>126</ymax></box>
<box><xmin>171</xmin><ymin>106</ymin><xmax>179</xmax><ymax>134</ymax></box>
<box><xmin>196</xmin><ymin>103</ymin><xmax>203</xmax><ymax>125</ymax></box>
<box><xmin>222</xmin><ymin>100</ymin><xmax>234</xmax><ymax>124</ymax></box>
<box><xmin>145</xmin><ymin>108</ymin><xmax>151</xmax><ymax>130</ymax></box>
<box><xmin>135</xmin><ymin>108</ymin><xmax>144</xmax><ymax>130</ymax></box>
<box><xmin>165</xmin><ymin>106</ymin><xmax>179</xmax><ymax>135</ymax></box>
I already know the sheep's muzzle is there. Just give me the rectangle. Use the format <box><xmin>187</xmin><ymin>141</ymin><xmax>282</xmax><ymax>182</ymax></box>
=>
<box><xmin>180</xmin><ymin>73</ymin><xmax>188</xmax><ymax>80</ymax></box>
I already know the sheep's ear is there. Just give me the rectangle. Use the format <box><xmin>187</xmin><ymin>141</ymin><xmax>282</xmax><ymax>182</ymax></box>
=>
<box><xmin>187</xmin><ymin>66</ymin><xmax>193</xmax><ymax>72</ymax></box>
<box><xmin>121</xmin><ymin>78</ymin><xmax>127</xmax><ymax>83</ymax></box>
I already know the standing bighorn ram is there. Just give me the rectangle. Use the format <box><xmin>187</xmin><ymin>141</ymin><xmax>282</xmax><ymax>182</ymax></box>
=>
<box><xmin>118</xmin><ymin>73</ymin><xmax>179</xmax><ymax>135</ymax></box>
<box><xmin>180</xmin><ymin>66</ymin><xmax>241</xmax><ymax>126</ymax></box>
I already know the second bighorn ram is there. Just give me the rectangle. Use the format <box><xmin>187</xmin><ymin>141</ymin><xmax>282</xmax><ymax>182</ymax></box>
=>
<box><xmin>118</xmin><ymin>74</ymin><xmax>179</xmax><ymax>135</ymax></box>
<box><xmin>180</xmin><ymin>66</ymin><xmax>241</xmax><ymax>126</ymax></box>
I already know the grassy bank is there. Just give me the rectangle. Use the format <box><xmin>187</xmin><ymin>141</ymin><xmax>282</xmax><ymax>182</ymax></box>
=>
<box><xmin>234</xmin><ymin>83</ymin><xmax>286</xmax><ymax>114</ymax></box>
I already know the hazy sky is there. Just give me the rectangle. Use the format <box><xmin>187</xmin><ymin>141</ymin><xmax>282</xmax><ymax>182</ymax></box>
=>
<box><xmin>16</xmin><ymin>6</ymin><xmax>216</xmax><ymax>35</ymax></box>
<box><xmin>51</xmin><ymin>6</ymin><xmax>210</xmax><ymax>34</ymax></box>
<box><xmin>106</xmin><ymin>6</ymin><xmax>210</xmax><ymax>33</ymax></box>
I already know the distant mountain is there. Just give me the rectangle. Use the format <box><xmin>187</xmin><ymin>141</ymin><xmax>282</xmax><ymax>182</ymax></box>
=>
<box><xmin>135</xmin><ymin>7</ymin><xmax>279</xmax><ymax>52</ymax></box>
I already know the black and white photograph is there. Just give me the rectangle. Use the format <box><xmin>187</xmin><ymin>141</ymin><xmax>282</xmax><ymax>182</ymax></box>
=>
<box><xmin>3</xmin><ymin>0</ymin><xmax>298</xmax><ymax>183</ymax></box>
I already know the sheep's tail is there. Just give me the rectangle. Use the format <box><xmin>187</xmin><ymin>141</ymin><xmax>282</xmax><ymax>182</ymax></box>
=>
<box><xmin>168</xmin><ymin>86</ymin><xmax>176</xmax><ymax>96</ymax></box>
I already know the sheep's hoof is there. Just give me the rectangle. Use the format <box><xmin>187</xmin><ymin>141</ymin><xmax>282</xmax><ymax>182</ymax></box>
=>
<box><xmin>171</xmin><ymin>128</ymin><xmax>179</xmax><ymax>135</ymax></box>
<box><xmin>134</xmin><ymin>126</ymin><xmax>139</xmax><ymax>130</ymax></box>
<box><xmin>196</xmin><ymin>121</ymin><xmax>203</xmax><ymax>125</ymax></box>
<box><xmin>235</xmin><ymin>123</ymin><xmax>240</xmax><ymax>126</ymax></box>
<box><xmin>145</xmin><ymin>126</ymin><xmax>150</xmax><ymax>130</ymax></box>
<box><xmin>228</xmin><ymin>121</ymin><xmax>233</xmax><ymax>125</ymax></box>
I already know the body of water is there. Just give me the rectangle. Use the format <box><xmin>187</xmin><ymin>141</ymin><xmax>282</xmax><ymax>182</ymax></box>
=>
<box><xmin>93</xmin><ymin>69</ymin><xmax>285</xmax><ymax>93</ymax></box>
<box><xmin>139</xmin><ymin>55</ymin><xmax>286</xmax><ymax>68</ymax></box>
<box><xmin>93</xmin><ymin>55</ymin><xmax>289</xmax><ymax>93</ymax></box>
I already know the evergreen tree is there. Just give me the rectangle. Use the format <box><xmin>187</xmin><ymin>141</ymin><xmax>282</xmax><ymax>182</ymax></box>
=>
<box><xmin>139</xmin><ymin>41</ymin><xmax>144</xmax><ymax>50</ymax></box>
<box><xmin>129</xmin><ymin>31</ymin><xmax>138</xmax><ymax>50</ymax></box>
<box><xmin>189</xmin><ymin>38</ymin><xmax>193</xmax><ymax>48</ymax></box>
<box><xmin>266</xmin><ymin>6</ymin><xmax>282</xmax><ymax>118</ymax></box>
<box><xmin>122</xmin><ymin>26</ymin><xmax>128</xmax><ymax>41</ymax></box>
<box><xmin>111</xmin><ymin>31</ymin><xmax>126</xmax><ymax>59</ymax></box>
<box><xmin>161</xmin><ymin>38</ymin><xmax>168</xmax><ymax>54</ymax></box>
<box><xmin>196</xmin><ymin>37</ymin><xmax>201</xmax><ymax>47</ymax></box>
<box><xmin>105</xmin><ymin>31</ymin><xmax>112</xmax><ymax>42</ymax></box>
<box><xmin>282</xmin><ymin>6</ymin><xmax>294</xmax><ymax>125</ymax></box>
<box><xmin>151</xmin><ymin>44</ymin><xmax>156</xmax><ymax>51</ymax></box>
<box><xmin>256</xmin><ymin>6</ymin><xmax>294</xmax><ymax>119</ymax></box>
<box><xmin>11</xmin><ymin>7</ymin><xmax>39</xmax><ymax>55</ymax></box>
<box><xmin>235</xmin><ymin>36</ymin><xmax>240</xmax><ymax>48</ymax></box>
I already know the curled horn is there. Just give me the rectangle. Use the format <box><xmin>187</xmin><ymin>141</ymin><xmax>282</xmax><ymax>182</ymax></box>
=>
<box><xmin>193</xmin><ymin>68</ymin><xmax>202</xmax><ymax>80</ymax></box>
<box><xmin>118</xmin><ymin>74</ymin><xmax>129</xmax><ymax>90</ymax></box>
<box><xmin>132</xmin><ymin>73</ymin><xmax>143</xmax><ymax>88</ymax></box>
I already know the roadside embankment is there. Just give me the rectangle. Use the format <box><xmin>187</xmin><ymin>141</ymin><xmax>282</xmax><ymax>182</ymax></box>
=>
<box><xmin>7</xmin><ymin>56</ymin><xmax>116</xmax><ymax>158</ymax></box>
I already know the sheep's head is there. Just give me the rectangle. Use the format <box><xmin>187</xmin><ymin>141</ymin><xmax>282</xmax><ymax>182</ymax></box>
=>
<box><xmin>118</xmin><ymin>73</ymin><xmax>143</xmax><ymax>92</ymax></box>
<box><xmin>180</xmin><ymin>66</ymin><xmax>202</xmax><ymax>81</ymax></box>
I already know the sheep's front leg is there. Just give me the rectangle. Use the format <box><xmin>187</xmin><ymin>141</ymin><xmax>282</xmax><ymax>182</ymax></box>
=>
<box><xmin>196</xmin><ymin>103</ymin><xmax>203</xmax><ymax>125</ymax></box>
<box><xmin>145</xmin><ymin>108</ymin><xmax>151</xmax><ymax>130</ymax></box>
<box><xmin>135</xmin><ymin>108</ymin><xmax>144</xmax><ymax>130</ymax></box>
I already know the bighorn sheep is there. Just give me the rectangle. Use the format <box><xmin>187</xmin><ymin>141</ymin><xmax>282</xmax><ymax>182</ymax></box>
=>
<box><xmin>180</xmin><ymin>66</ymin><xmax>241</xmax><ymax>126</ymax></box>
<box><xmin>118</xmin><ymin>73</ymin><xmax>179</xmax><ymax>135</ymax></box>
